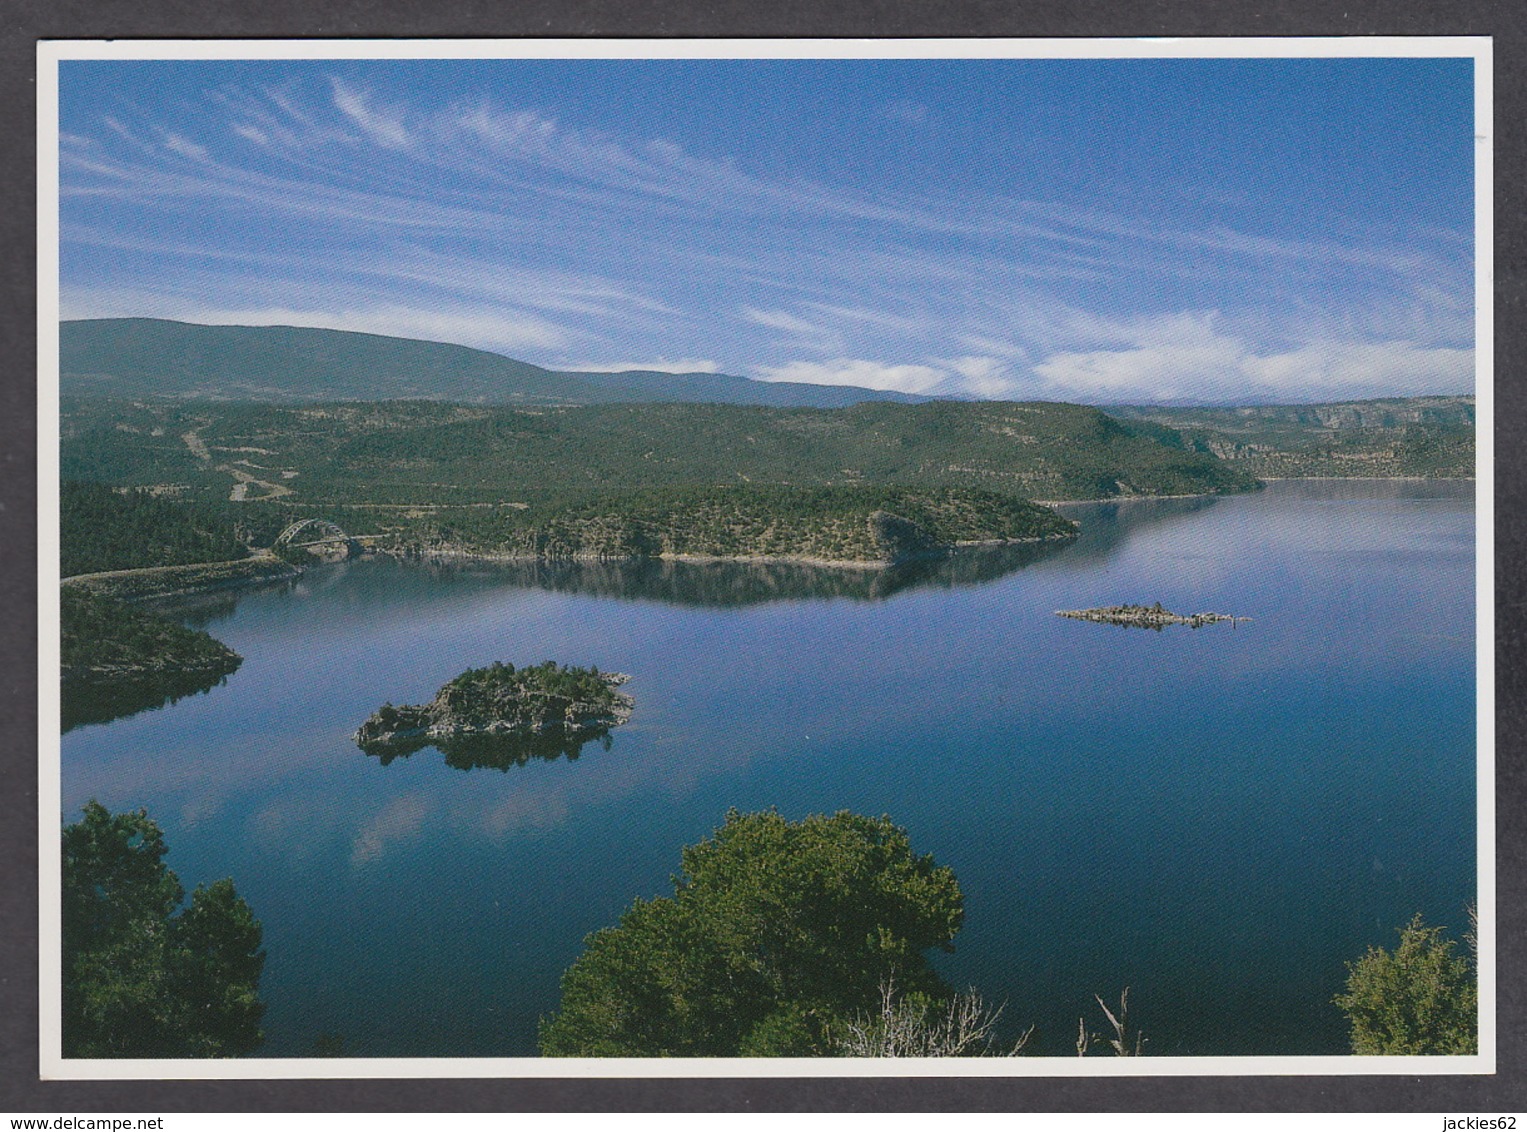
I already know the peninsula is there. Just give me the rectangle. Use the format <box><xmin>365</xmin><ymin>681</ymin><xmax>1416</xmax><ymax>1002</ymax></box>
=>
<box><xmin>388</xmin><ymin>485</ymin><xmax>1080</xmax><ymax>567</ymax></box>
<box><xmin>60</xmin><ymin>586</ymin><xmax>244</xmax><ymax>731</ymax></box>
<box><xmin>62</xmin><ymin>585</ymin><xmax>242</xmax><ymax>684</ymax></box>
<box><xmin>1056</xmin><ymin>603</ymin><xmax>1251</xmax><ymax>630</ymax></box>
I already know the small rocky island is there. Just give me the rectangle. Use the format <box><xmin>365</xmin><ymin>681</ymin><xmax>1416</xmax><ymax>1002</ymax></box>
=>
<box><xmin>1056</xmin><ymin>603</ymin><xmax>1251</xmax><ymax>630</ymax></box>
<box><xmin>355</xmin><ymin>661</ymin><xmax>633</xmax><ymax>768</ymax></box>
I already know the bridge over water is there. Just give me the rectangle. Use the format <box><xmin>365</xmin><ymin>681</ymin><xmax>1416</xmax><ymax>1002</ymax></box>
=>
<box><xmin>274</xmin><ymin>518</ymin><xmax>361</xmax><ymax>559</ymax></box>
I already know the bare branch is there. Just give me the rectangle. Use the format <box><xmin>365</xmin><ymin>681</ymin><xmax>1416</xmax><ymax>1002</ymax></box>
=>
<box><xmin>833</xmin><ymin>978</ymin><xmax>1031</xmax><ymax>1057</ymax></box>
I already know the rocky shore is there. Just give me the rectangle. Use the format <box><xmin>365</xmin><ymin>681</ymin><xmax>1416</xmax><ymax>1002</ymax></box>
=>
<box><xmin>63</xmin><ymin>553</ymin><xmax>301</xmax><ymax>602</ymax></box>
<box><xmin>1055</xmin><ymin>603</ymin><xmax>1251</xmax><ymax>630</ymax></box>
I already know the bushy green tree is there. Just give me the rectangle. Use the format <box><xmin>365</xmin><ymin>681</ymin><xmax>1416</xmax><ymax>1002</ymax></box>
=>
<box><xmin>62</xmin><ymin>802</ymin><xmax>265</xmax><ymax>1058</ymax></box>
<box><xmin>539</xmin><ymin>809</ymin><xmax>964</xmax><ymax>1057</ymax></box>
<box><xmin>1334</xmin><ymin>913</ymin><xmax>1477</xmax><ymax>1055</ymax></box>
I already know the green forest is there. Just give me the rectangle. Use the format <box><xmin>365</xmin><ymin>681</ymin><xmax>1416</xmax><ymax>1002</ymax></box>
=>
<box><xmin>61</xmin><ymin>481</ymin><xmax>250</xmax><ymax>576</ymax></box>
<box><xmin>61</xmin><ymin>585</ymin><xmax>241</xmax><ymax>681</ymax></box>
<box><xmin>384</xmin><ymin>484</ymin><xmax>1077</xmax><ymax>564</ymax></box>
<box><xmin>1109</xmin><ymin>396</ymin><xmax>1475</xmax><ymax>479</ymax></box>
<box><xmin>60</xmin><ymin>396</ymin><xmax>1258</xmax><ymax>507</ymax></box>
<box><xmin>62</xmin><ymin>802</ymin><xmax>265</xmax><ymax>1057</ymax></box>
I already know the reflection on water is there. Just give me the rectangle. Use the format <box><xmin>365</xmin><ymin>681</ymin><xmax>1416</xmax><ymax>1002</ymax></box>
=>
<box><xmin>143</xmin><ymin>592</ymin><xmax>243</xmax><ymax>630</ymax></box>
<box><xmin>386</xmin><ymin>539</ymin><xmax>1071</xmax><ymax>608</ymax></box>
<box><xmin>66</xmin><ymin>493</ymin><xmax>1252</xmax><ymax>732</ymax></box>
<box><xmin>1049</xmin><ymin>494</ymin><xmax>1224</xmax><ymax>566</ymax></box>
<box><xmin>61</xmin><ymin>665</ymin><xmax>240</xmax><ymax>733</ymax></box>
<box><xmin>360</xmin><ymin>727</ymin><xmax>617</xmax><ymax>772</ymax></box>
<box><xmin>153</xmin><ymin>491</ymin><xmax>1241</xmax><ymax>631</ymax></box>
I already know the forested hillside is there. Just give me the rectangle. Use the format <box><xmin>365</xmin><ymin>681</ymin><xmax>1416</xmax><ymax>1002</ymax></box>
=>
<box><xmin>61</xmin><ymin>481</ymin><xmax>250</xmax><ymax>576</ymax></box>
<box><xmin>383</xmin><ymin>484</ymin><xmax>1078</xmax><ymax>565</ymax></box>
<box><xmin>1109</xmin><ymin>396</ymin><xmax>1475</xmax><ymax>478</ymax></box>
<box><xmin>61</xmin><ymin>397</ymin><xmax>1256</xmax><ymax>507</ymax></box>
<box><xmin>61</xmin><ymin>585</ymin><xmax>241</xmax><ymax>682</ymax></box>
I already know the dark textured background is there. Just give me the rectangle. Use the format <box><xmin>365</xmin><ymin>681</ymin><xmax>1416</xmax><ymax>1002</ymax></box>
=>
<box><xmin>4</xmin><ymin>1</ymin><xmax>1522</xmax><ymax>1112</ymax></box>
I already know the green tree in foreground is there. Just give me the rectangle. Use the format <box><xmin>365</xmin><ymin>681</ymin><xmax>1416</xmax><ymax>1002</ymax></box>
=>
<box><xmin>62</xmin><ymin>802</ymin><xmax>265</xmax><ymax>1058</ymax></box>
<box><xmin>1334</xmin><ymin>913</ymin><xmax>1477</xmax><ymax>1055</ymax></box>
<box><xmin>538</xmin><ymin>809</ymin><xmax>964</xmax><ymax>1056</ymax></box>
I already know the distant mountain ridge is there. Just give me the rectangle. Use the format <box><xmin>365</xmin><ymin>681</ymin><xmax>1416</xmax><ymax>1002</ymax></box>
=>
<box><xmin>59</xmin><ymin>318</ymin><xmax>926</xmax><ymax>409</ymax></box>
<box><xmin>1107</xmin><ymin>396</ymin><xmax>1475</xmax><ymax>478</ymax></box>
<box><xmin>1107</xmin><ymin>396</ymin><xmax>1475</xmax><ymax>431</ymax></box>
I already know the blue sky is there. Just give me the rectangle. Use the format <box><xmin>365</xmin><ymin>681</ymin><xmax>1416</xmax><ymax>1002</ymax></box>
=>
<box><xmin>57</xmin><ymin>55</ymin><xmax>1477</xmax><ymax>403</ymax></box>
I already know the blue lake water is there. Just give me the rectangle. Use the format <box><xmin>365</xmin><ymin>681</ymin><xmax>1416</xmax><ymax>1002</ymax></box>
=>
<box><xmin>59</xmin><ymin>479</ymin><xmax>1478</xmax><ymax>1058</ymax></box>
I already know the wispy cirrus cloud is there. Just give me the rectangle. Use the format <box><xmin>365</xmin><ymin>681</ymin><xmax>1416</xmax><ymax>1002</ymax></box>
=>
<box><xmin>58</xmin><ymin>66</ymin><xmax>1475</xmax><ymax>402</ymax></box>
<box><xmin>329</xmin><ymin>80</ymin><xmax>412</xmax><ymax>149</ymax></box>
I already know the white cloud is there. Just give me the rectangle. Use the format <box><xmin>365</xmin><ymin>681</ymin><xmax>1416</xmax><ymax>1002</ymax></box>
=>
<box><xmin>944</xmin><ymin>355</ymin><xmax>1027</xmax><ymax>399</ymax></box>
<box><xmin>802</xmin><ymin>302</ymin><xmax>926</xmax><ymax>333</ymax></box>
<box><xmin>1033</xmin><ymin>314</ymin><xmax>1476</xmax><ymax>403</ymax></box>
<box><xmin>329</xmin><ymin>80</ymin><xmax>411</xmax><ymax>150</ymax></box>
<box><xmin>757</xmin><ymin>357</ymin><xmax>947</xmax><ymax>394</ymax></box>
<box><xmin>231</xmin><ymin>124</ymin><xmax>269</xmax><ymax>147</ymax></box>
<box><xmin>741</xmin><ymin>307</ymin><xmax>823</xmax><ymax>334</ymax></box>
<box><xmin>882</xmin><ymin>100</ymin><xmax>929</xmax><ymax>125</ymax></box>
<box><xmin>162</xmin><ymin>133</ymin><xmax>209</xmax><ymax>162</ymax></box>
<box><xmin>568</xmin><ymin>358</ymin><xmax>720</xmax><ymax>374</ymax></box>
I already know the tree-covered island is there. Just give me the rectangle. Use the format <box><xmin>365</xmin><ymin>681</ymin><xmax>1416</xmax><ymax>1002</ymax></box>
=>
<box><xmin>355</xmin><ymin>661</ymin><xmax>633</xmax><ymax>763</ymax></box>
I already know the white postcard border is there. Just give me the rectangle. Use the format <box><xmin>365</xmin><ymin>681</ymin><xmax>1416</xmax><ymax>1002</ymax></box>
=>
<box><xmin>36</xmin><ymin>34</ymin><xmax>1496</xmax><ymax>1081</ymax></box>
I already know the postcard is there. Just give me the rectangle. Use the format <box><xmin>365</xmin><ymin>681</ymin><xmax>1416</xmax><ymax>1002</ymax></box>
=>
<box><xmin>37</xmin><ymin>36</ymin><xmax>1493</xmax><ymax>1083</ymax></box>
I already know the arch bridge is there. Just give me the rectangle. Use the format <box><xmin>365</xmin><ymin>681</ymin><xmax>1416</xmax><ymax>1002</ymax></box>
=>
<box><xmin>274</xmin><ymin>518</ymin><xmax>359</xmax><ymax>559</ymax></box>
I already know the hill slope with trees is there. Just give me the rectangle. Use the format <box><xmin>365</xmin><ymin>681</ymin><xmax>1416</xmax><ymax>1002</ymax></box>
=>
<box><xmin>61</xmin><ymin>396</ymin><xmax>1257</xmax><ymax>507</ymax></box>
<box><xmin>1108</xmin><ymin>396</ymin><xmax>1475</xmax><ymax>478</ymax></box>
<box><xmin>539</xmin><ymin>809</ymin><xmax>966</xmax><ymax>1057</ymax></box>
<box><xmin>61</xmin><ymin>318</ymin><xmax>923</xmax><ymax>408</ymax></box>
<box><xmin>388</xmin><ymin>484</ymin><xmax>1078</xmax><ymax>564</ymax></box>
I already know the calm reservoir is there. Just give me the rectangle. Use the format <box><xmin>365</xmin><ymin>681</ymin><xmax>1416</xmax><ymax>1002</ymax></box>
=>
<box><xmin>59</xmin><ymin>480</ymin><xmax>1478</xmax><ymax>1058</ymax></box>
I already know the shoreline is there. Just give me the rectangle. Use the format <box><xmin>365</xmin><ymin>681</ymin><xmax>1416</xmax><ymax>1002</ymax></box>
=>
<box><xmin>1254</xmin><ymin>475</ymin><xmax>1476</xmax><ymax>482</ymax></box>
<box><xmin>55</xmin><ymin>533</ymin><xmax>1076</xmax><ymax>602</ymax></box>
<box><xmin>1035</xmin><ymin>490</ymin><xmax>1226</xmax><ymax>506</ymax></box>
<box><xmin>61</xmin><ymin>554</ymin><xmax>302</xmax><ymax>601</ymax></box>
<box><xmin>397</xmin><ymin>531</ymin><xmax>1076</xmax><ymax>572</ymax></box>
<box><xmin>1042</xmin><ymin>474</ymin><xmax>1475</xmax><ymax>507</ymax></box>
<box><xmin>55</xmin><ymin>474</ymin><xmax>1471</xmax><ymax>601</ymax></box>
